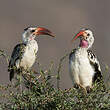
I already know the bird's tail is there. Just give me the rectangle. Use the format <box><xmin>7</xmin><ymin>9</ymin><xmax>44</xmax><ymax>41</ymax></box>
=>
<box><xmin>9</xmin><ymin>69</ymin><xmax>15</xmax><ymax>81</ymax></box>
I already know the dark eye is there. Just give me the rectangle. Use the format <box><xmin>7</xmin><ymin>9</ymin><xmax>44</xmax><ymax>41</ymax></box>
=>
<box><xmin>31</xmin><ymin>30</ymin><xmax>35</xmax><ymax>33</ymax></box>
<box><xmin>87</xmin><ymin>33</ymin><xmax>90</xmax><ymax>36</ymax></box>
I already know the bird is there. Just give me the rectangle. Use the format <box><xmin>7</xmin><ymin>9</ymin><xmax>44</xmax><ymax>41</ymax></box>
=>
<box><xmin>8</xmin><ymin>26</ymin><xmax>55</xmax><ymax>81</ymax></box>
<box><xmin>69</xmin><ymin>28</ymin><xmax>102</xmax><ymax>93</ymax></box>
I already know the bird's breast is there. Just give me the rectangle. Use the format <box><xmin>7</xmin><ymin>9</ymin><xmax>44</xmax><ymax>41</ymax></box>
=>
<box><xmin>20</xmin><ymin>40</ymin><xmax>38</xmax><ymax>68</ymax></box>
<box><xmin>72</xmin><ymin>48</ymin><xmax>94</xmax><ymax>76</ymax></box>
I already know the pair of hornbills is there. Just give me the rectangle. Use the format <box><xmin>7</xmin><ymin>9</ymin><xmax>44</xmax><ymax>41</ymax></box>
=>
<box><xmin>8</xmin><ymin>26</ymin><xmax>102</xmax><ymax>93</ymax></box>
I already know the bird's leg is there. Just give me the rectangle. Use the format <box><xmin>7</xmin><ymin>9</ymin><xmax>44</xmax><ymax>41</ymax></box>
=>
<box><xmin>74</xmin><ymin>83</ymin><xmax>87</xmax><ymax>94</ymax></box>
<box><xmin>74</xmin><ymin>83</ymin><xmax>84</xmax><ymax>89</ymax></box>
<box><xmin>78</xmin><ymin>84</ymin><xmax>87</xmax><ymax>94</ymax></box>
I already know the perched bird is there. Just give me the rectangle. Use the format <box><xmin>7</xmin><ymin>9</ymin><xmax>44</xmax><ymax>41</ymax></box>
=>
<box><xmin>8</xmin><ymin>26</ymin><xmax>55</xmax><ymax>81</ymax></box>
<box><xmin>69</xmin><ymin>28</ymin><xmax>102</xmax><ymax>93</ymax></box>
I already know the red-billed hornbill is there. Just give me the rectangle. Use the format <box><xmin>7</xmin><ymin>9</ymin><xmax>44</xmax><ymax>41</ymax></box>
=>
<box><xmin>69</xmin><ymin>28</ymin><xmax>102</xmax><ymax>92</ymax></box>
<box><xmin>8</xmin><ymin>26</ymin><xmax>55</xmax><ymax>81</ymax></box>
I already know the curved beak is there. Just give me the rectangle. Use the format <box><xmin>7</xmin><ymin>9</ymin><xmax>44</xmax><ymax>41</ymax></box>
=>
<box><xmin>33</xmin><ymin>27</ymin><xmax>55</xmax><ymax>37</ymax></box>
<box><xmin>72</xmin><ymin>30</ymin><xmax>85</xmax><ymax>42</ymax></box>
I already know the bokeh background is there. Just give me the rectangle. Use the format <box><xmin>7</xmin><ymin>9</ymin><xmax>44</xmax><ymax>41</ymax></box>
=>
<box><xmin>0</xmin><ymin>0</ymin><xmax>110</xmax><ymax>89</ymax></box>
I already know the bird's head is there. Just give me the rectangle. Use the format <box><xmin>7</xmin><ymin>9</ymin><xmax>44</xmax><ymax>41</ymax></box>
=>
<box><xmin>22</xmin><ymin>26</ymin><xmax>55</xmax><ymax>43</ymax></box>
<box><xmin>72</xmin><ymin>28</ymin><xmax>94</xmax><ymax>49</ymax></box>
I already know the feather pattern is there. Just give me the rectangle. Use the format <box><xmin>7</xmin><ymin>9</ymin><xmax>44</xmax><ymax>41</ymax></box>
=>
<box><xmin>8</xmin><ymin>43</ymin><xmax>26</xmax><ymax>81</ymax></box>
<box><xmin>87</xmin><ymin>50</ymin><xmax>102</xmax><ymax>82</ymax></box>
<box><xmin>69</xmin><ymin>48</ymin><xmax>102</xmax><ymax>88</ymax></box>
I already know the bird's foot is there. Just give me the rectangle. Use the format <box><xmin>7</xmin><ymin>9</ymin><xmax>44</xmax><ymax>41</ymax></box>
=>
<box><xmin>74</xmin><ymin>83</ymin><xmax>80</xmax><ymax>89</ymax></box>
<box><xmin>86</xmin><ymin>86</ymin><xmax>92</xmax><ymax>93</ymax></box>
<box><xmin>74</xmin><ymin>84</ymin><xmax>92</xmax><ymax>94</ymax></box>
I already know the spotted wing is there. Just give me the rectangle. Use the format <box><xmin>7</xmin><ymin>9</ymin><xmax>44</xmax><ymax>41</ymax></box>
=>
<box><xmin>87</xmin><ymin>50</ymin><xmax>102</xmax><ymax>83</ymax></box>
<box><xmin>8</xmin><ymin>43</ymin><xmax>26</xmax><ymax>81</ymax></box>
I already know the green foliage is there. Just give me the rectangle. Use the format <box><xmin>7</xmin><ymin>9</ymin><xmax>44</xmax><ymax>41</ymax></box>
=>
<box><xmin>0</xmin><ymin>50</ymin><xmax>110</xmax><ymax>110</ymax></box>
<box><xmin>0</xmin><ymin>73</ymin><xmax>110</xmax><ymax>110</ymax></box>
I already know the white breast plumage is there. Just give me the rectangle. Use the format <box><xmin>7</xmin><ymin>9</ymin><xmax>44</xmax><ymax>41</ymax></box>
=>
<box><xmin>20</xmin><ymin>40</ymin><xmax>38</xmax><ymax>69</ymax></box>
<box><xmin>75</xmin><ymin>48</ymin><xmax>94</xmax><ymax>87</ymax></box>
<box><xmin>69</xmin><ymin>48</ymin><xmax>95</xmax><ymax>88</ymax></box>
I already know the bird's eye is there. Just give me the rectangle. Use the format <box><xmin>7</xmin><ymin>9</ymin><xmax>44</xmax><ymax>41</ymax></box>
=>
<box><xmin>31</xmin><ymin>30</ymin><xmax>35</xmax><ymax>33</ymax></box>
<box><xmin>87</xmin><ymin>33</ymin><xmax>90</xmax><ymax>36</ymax></box>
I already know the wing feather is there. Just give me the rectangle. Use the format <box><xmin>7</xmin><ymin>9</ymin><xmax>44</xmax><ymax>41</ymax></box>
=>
<box><xmin>8</xmin><ymin>43</ymin><xmax>26</xmax><ymax>81</ymax></box>
<box><xmin>87</xmin><ymin>50</ymin><xmax>102</xmax><ymax>82</ymax></box>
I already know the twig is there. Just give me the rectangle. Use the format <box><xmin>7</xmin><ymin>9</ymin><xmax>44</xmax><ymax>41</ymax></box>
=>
<box><xmin>0</xmin><ymin>50</ymin><xmax>10</xmax><ymax>64</ymax></box>
<box><xmin>57</xmin><ymin>52</ymin><xmax>70</xmax><ymax>89</ymax></box>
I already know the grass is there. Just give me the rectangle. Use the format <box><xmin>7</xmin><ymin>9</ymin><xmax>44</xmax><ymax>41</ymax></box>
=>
<box><xmin>0</xmin><ymin>49</ymin><xmax>110</xmax><ymax>110</ymax></box>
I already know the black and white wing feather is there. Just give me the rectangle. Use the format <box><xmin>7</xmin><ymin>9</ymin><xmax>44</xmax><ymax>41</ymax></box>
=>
<box><xmin>87</xmin><ymin>50</ymin><xmax>102</xmax><ymax>83</ymax></box>
<box><xmin>8</xmin><ymin>43</ymin><xmax>26</xmax><ymax>81</ymax></box>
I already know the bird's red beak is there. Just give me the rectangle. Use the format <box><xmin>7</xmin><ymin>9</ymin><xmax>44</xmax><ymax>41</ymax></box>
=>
<box><xmin>34</xmin><ymin>27</ymin><xmax>55</xmax><ymax>37</ymax></box>
<box><xmin>72</xmin><ymin>31</ymin><xmax>85</xmax><ymax>42</ymax></box>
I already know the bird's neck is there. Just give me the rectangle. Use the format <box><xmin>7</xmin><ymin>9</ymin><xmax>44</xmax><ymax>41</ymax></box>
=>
<box><xmin>76</xmin><ymin>47</ymin><xmax>88</xmax><ymax>57</ymax></box>
<box><xmin>22</xmin><ymin>34</ymin><xmax>36</xmax><ymax>44</ymax></box>
<box><xmin>78</xmin><ymin>46</ymin><xmax>88</xmax><ymax>51</ymax></box>
<box><xmin>24</xmin><ymin>39</ymin><xmax>38</xmax><ymax>54</ymax></box>
<box><xmin>23</xmin><ymin>39</ymin><xmax>37</xmax><ymax>45</ymax></box>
